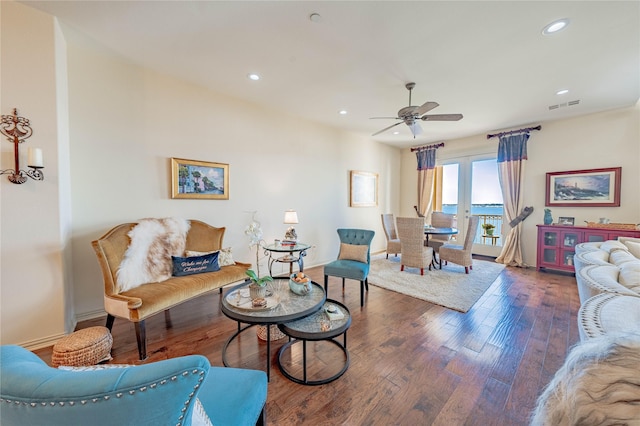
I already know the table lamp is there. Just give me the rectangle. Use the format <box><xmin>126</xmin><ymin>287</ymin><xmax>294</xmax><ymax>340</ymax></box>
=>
<box><xmin>283</xmin><ymin>210</ymin><xmax>298</xmax><ymax>241</ymax></box>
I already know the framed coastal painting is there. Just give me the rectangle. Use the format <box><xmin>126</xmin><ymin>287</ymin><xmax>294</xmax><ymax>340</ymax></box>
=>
<box><xmin>350</xmin><ymin>170</ymin><xmax>378</xmax><ymax>207</ymax></box>
<box><xmin>545</xmin><ymin>167</ymin><xmax>621</xmax><ymax>207</ymax></box>
<box><xmin>171</xmin><ymin>158</ymin><xmax>229</xmax><ymax>200</ymax></box>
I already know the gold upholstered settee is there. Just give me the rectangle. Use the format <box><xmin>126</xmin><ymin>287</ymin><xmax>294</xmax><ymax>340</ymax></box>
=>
<box><xmin>92</xmin><ymin>219</ymin><xmax>250</xmax><ymax>360</ymax></box>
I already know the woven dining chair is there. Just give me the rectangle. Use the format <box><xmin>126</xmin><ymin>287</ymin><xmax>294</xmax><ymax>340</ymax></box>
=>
<box><xmin>439</xmin><ymin>215</ymin><xmax>480</xmax><ymax>274</ymax></box>
<box><xmin>381</xmin><ymin>214</ymin><xmax>401</xmax><ymax>259</ymax></box>
<box><xmin>427</xmin><ymin>211</ymin><xmax>457</xmax><ymax>254</ymax></box>
<box><xmin>396</xmin><ymin>217</ymin><xmax>434</xmax><ymax>275</ymax></box>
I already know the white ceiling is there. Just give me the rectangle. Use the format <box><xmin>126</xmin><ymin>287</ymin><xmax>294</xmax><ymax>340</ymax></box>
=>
<box><xmin>21</xmin><ymin>1</ymin><xmax>640</xmax><ymax>148</ymax></box>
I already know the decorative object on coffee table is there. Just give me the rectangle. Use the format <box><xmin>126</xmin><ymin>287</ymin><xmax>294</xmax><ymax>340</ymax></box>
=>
<box><xmin>245</xmin><ymin>269</ymin><xmax>273</xmax><ymax>300</ymax></box>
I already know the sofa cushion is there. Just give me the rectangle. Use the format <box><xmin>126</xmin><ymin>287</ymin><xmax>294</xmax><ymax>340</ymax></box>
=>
<box><xmin>338</xmin><ymin>243</ymin><xmax>368</xmax><ymax>263</ymax></box>
<box><xmin>618</xmin><ymin>261</ymin><xmax>640</xmax><ymax>290</ymax></box>
<box><xmin>609</xmin><ymin>250</ymin><xmax>638</xmax><ymax>266</ymax></box>
<box><xmin>621</xmin><ymin>240</ymin><xmax>640</xmax><ymax>259</ymax></box>
<box><xmin>172</xmin><ymin>252</ymin><xmax>220</xmax><ymax>277</ymax></box>
<box><xmin>599</xmin><ymin>240</ymin><xmax>628</xmax><ymax>253</ymax></box>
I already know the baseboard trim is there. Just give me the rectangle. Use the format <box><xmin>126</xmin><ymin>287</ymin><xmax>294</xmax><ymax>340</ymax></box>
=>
<box><xmin>76</xmin><ymin>308</ymin><xmax>107</xmax><ymax>322</ymax></box>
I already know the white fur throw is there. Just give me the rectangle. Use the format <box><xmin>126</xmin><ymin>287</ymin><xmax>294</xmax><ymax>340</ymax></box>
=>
<box><xmin>530</xmin><ymin>333</ymin><xmax>640</xmax><ymax>425</ymax></box>
<box><xmin>116</xmin><ymin>218</ymin><xmax>191</xmax><ymax>292</ymax></box>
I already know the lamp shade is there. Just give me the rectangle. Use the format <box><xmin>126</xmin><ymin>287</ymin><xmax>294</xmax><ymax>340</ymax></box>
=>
<box><xmin>283</xmin><ymin>210</ymin><xmax>299</xmax><ymax>224</ymax></box>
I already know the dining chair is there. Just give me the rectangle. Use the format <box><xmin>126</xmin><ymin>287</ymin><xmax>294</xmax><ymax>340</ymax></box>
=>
<box><xmin>427</xmin><ymin>211</ymin><xmax>457</xmax><ymax>253</ymax></box>
<box><xmin>324</xmin><ymin>229</ymin><xmax>375</xmax><ymax>307</ymax></box>
<box><xmin>438</xmin><ymin>215</ymin><xmax>480</xmax><ymax>274</ymax></box>
<box><xmin>380</xmin><ymin>214</ymin><xmax>401</xmax><ymax>259</ymax></box>
<box><xmin>396</xmin><ymin>217</ymin><xmax>434</xmax><ymax>275</ymax></box>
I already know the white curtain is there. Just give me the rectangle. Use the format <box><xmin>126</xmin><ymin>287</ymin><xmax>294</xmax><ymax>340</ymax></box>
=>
<box><xmin>495</xmin><ymin>133</ymin><xmax>530</xmax><ymax>266</ymax></box>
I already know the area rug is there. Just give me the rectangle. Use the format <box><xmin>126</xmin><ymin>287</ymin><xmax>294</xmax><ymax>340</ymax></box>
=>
<box><xmin>367</xmin><ymin>254</ymin><xmax>506</xmax><ymax>313</ymax></box>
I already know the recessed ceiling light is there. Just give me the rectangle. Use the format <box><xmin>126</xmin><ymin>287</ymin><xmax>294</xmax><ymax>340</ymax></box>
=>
<box><xmin>542</xmin><ymin>18</ymin><xmax>569</xmax><ymax>35</ymax></box>
<box><xmin>309</xmin><ymin>13</ymin><xmax>322</xmax><ymax>23</ymax></box>
<box><xmin>247</xmin><ymin>73</ymin><xmax>260</xmax><ymax>81</ymax></box>
<box><xmin>339</xmin><ymin>110</ymin><xmax>347</xmax><ymax>115</ymax></box>
<box><xmin>556</xmin><ymin>89</ymin><xmax>569</xmax><ymax>95</ymax></box>
<box><xmin>393</xmin><ymin>131</ymin><xmax>400</xmax><ymax>135</ymax></box>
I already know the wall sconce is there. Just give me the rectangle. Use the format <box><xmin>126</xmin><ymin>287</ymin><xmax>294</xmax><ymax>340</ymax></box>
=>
<box><xmin>1</xmin><ymin>108</ymin><xmax>44</xmax><ymax>184</ymax></box>
<box><xmin>283</xmin><ymin>210</ymin><xmax>299</xmax><ymax>241</ymax></box>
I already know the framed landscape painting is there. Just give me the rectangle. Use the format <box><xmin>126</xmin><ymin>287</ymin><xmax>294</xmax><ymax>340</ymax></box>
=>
<box><xmin>545</xmin><ymin>167</ymin><xmax>621</xmax><ymax>207</ymax></box>
<box><xmin>350</xmin><ymin>170</ymin><xmax>378</xmax><ymax>207</ymax></box>
<box><xmin>171</xmin><ymin>158</ymin><xmax>229</xmax><ymax>199</ymax></box>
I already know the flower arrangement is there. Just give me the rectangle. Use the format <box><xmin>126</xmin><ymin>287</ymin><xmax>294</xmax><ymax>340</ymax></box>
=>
<box><xmin>482</xmin><ymin>223</ymin><xmax>496</xmax><ymax>235</ymax></box>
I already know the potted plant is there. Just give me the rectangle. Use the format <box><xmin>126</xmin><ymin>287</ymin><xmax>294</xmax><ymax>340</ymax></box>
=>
<box><xmin>245</xmin><ymin>269</ymin><xmax>273</xmax><ymax>300</ymax></box>
<box><xmin>482</xmin><ymin>223</ymin><xmax>496</xmax><ymax>236</ymax></box>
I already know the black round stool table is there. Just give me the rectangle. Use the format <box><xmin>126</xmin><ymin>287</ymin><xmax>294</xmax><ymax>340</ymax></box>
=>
<box><xmin>277</xmin><ymin>299</ymin><xmax>351</xmax><ymax>385</ymax></box>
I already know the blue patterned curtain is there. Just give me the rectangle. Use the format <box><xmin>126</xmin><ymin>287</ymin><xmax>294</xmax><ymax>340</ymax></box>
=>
<box><xmin>415</xmin><ymin>147</ymin><xmax>438</xmax><ymax>217</ymax></box>
<box><xmin>497</xmin><ymin>133</ymin><xmax>529</xmax><ymax>162</ymax></box>
<box><xmin>416</xmin><ymin>147</ymin><xmax>437</xmax><ymax>170</ymax></box>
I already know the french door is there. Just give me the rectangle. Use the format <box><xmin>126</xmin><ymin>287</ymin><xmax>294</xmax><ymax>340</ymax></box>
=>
<box><xmin>440</xmin><ymin>154</ymin><xmax>504</xmax><ymax>257</ymax></box>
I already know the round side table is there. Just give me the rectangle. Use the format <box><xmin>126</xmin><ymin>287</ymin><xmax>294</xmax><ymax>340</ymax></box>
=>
<box><xmin>277</xmin><ymin>299</ymin><xmax>351</xmax><ymax>385</ymax></box>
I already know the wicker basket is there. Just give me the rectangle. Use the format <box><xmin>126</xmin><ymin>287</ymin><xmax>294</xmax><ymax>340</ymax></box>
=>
<box><xmin>585</xmin><ymin>222</ymin><xmax>638</xmax><ymax>230</ymax></box>
<box><xmin>52</xmin><ymin>326</ymin><xmax>113</xmax><ymax>367</ymax></box>
<box><xmin>256</xmin><ymin>324</ymin><xmax>286</xmax><ymax>341</ymax></box>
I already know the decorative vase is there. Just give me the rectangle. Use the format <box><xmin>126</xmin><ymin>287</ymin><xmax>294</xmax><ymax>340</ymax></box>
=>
<box><xmin>249</xmin><ymin>283</ymin><xmax>266</xmax><ymax>300</ymax></box>
<box><xmin>544</xmin><ymin>209</ymin><xmax>553</xmax><ymax>225</ymax></box>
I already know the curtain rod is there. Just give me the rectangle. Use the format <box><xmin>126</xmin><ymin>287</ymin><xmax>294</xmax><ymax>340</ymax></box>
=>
<box><xmin>486</xmin><ymin>125</ymin><xmax>541</xmax><ymax>139</ymax></box>
<box><xmin>410</xmin><ymin>142</ymin><xmax>445</xmax><ymax>152</ymax></box>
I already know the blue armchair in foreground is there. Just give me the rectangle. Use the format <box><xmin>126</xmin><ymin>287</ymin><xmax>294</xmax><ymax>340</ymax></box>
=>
<box><xmin>324</xmin><ymin>228</ymin><xmax>375</xmax><ymax>307</ymax></box>
<box><xmin>0</xmin><ymin>345</ymin><xmax>267</xmax><ymax>426</ymax></box>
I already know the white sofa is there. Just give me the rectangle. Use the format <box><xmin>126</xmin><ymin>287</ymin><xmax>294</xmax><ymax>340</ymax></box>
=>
<box><xmin>573</xmin><ymin>237</ymin><xmax>640</xmax><ymax>341</ymax></box>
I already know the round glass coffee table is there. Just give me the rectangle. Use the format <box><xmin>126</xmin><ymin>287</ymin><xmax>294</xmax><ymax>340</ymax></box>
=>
<box><xmin>277</xmin><ymin>299</ymin><xmax>351</xmax><ymax>385</ymax></box>
<box><xmin>220</xmin><ymin>279</ymin><xmax>326</xmax><ymax>380</ymax></box>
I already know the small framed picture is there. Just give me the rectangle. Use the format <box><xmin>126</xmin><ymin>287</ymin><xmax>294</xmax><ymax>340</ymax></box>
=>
<box><xmin>350</xmin><ymin>170</ymin><xmax>378</xmax><ymax>207</ymax></box>
<box><xmin>171</xmin><ymin>157</ymin><xmax>229</xmax><ymax>199</ymax></box>
<box><xmin>558</xmin><ymin>216</ymin><xmax>575</xmax><ymax>226</ymax></box>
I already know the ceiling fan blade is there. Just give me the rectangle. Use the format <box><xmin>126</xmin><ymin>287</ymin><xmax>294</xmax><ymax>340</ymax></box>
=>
<box><xmin>372</xmin><ymin>121</ymin><xmax>403</xmax><ymax>136</ymax></box>
<box><xmin>421</xmin><ymin>113</ymin><xmax>463</xmax><ymax>121</ymax></box>
<box><xmin>414</xmin><ymin>101</ymin><xmax>439</xmax><ymax>116</ymax></box>
<box><xmin>369</xmin><ymin>116</ymin><xmax>401</xmax><ymax>120</ymax></box>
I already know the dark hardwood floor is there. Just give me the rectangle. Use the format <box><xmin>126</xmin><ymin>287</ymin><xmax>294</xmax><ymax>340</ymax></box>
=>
<box><xmin>34</xmin><ymin>261</ymin><xmax>580</xmax><ymax>425</ymax></box>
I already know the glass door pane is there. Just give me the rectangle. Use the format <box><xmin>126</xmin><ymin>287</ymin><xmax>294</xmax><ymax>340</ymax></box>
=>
<box><xmin>440</xmin><ymin>156</ymin><xmax>504</xmax><ymax>257</ymax></box>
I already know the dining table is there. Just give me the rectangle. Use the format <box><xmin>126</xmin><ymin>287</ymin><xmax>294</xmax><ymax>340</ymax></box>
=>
<box><xmin>424</xmin><ymin>226</ymin><xmax>459</xmax><ymax>267</ymax></box>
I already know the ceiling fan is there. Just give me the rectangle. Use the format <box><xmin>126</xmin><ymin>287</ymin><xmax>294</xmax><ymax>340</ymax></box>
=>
<box><xmin>371</xmin><ymin>82</ymin><xmax>463</xmax><ymax>138</ymax></box>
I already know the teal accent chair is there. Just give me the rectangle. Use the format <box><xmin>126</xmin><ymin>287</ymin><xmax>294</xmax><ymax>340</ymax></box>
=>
<box><xmin>0</xmin><ymin>345</ymin><xmax>267</xmax><ymax>426</ymax></box>
<box><xmin>324</xmin><ymin>228</ymin><xmax>375</xmax><ymax>307</ymax></box>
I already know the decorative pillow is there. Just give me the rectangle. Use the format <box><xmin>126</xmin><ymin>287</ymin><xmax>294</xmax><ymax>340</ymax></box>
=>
<box><xmin>185</xmin><ymin>247</ymin><xmax>236</xmax><ymax>266</ymax></box>
<box><xmin>172</xmin><ymin>252</ymin><xmax>220</xmax><ymax>277</ymax></box>
<box><xmin>116</xmin><ymin>218</ymin><xmax>190</xmax><ymax>292</ymax></box>
<box><xmin>338</xmin><ymin>243</ymin><xmax>368</xmax><ymax>263</ymax></box>
<box><xmin>622</xmin><ymin>240</ymin><xmax>640</xmax><ymax>259</ymax></box>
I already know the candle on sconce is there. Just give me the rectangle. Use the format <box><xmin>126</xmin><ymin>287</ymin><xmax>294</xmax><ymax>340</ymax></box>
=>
<box><xmin>28</xmin><ymin>147</ymin><xmax>43</xmax><ymax>168</ymax></box>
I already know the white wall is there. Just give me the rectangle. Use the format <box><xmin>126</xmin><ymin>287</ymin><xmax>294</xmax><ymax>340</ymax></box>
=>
<box><xmin>0</xmin><ymin>5</ymin><xmax>401</xmax><ymax>347</ymax></box>
<box><xmin>1</xmin><ymin>1</ymin><xmax>72</xmax><ymax>346</ymax></box>
<box><xmin>400</xmin><ymin>103</ymin><xmax>640</xmax><ymax>266</ymax></box>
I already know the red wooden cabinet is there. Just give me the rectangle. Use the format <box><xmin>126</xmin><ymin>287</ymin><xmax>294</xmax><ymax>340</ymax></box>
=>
<box><xmin>536</xmin><ymin>225</ymin><xmax>640</xmax><ymax>273</ymax></box>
